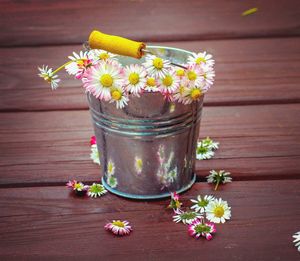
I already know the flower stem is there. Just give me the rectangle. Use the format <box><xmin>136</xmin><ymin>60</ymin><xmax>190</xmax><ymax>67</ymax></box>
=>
<box><xmin>214</xmin><ymin>180</ymin><xmax>220</xmax><ymax>191</ymax></box>
<box><xmin>52</xmin><ymin>60</ymin><xmax>73</xmax><ymax>75</ymax></box>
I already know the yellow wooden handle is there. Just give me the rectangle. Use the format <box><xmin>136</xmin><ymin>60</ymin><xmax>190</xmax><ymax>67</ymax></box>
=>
<box><xmin>88</xmin><ymin>30</ymin><xmax>146</xmax><ymax>59</ymax></box>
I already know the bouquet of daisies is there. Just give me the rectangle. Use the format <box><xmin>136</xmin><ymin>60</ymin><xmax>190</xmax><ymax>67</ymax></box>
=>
<box><xmin>38</xmin><ymin>49</ymin><xmax>215</xmax><ymax>109</ymax></box>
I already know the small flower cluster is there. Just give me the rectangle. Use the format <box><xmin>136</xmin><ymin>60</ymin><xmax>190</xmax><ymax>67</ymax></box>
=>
<box><xmin>168</xmin><ymin>193</ymin><xmax>231</xmax><ymax>240</ymax></box>
<box><xmin>38</xmin><ymin>49</ymin><xmax>215</xmax><ymax>109</ymax></box>
<box><xmin>196</xmin><ymin>137</ymin><xmax>219</xmax><ymax>160</ymax></box>
<box><xmin>66</xmin><ymin>180</ymin><xmax>107</xmax><ymax>198</ymax></box>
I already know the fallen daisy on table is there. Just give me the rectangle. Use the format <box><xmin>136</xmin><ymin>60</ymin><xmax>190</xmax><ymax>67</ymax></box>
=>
<box><xmin>188</xmin><ymin>219</ymin><xmax>216</xmax><ymax>240</ymax></box>
<box><xmin>190</xmin><ymin>195</ymin><xmax>215</xmax><ymax>213</ymax></box>
<box><xmin>205</xmin><ymin>198</ymin><xmax>231</xmax><ymax>224</ymax></box>
<box><xmin>206</xmin><ymin>170</ymin><xmax>232</xmax><ymax>190</ymax></box>
<box><xmin>105</xmin><ymin>220</ymin><xmax>132</xmax><ymax>236</ymax></box>
<box><xmin>168</xmin><ymin>192</ymin><xmax>182</xmax><ymax>210</ymax></box>
<box><xmin>196</xmin><ymin>137</ymin><xmax>219</xmax><ymax>160</ymax></box>
<box><xmin>293</xmin><ymin>231</ymin><xmax>300</xmax><ymax>252</ymax></box>
<box><xmin>87</xmin><ymin>183</ymin><xmax>107</xmax><ymax>198</ymax></box>
<box><xmin>66</xmin><ymin>180</ymin><xmax>89</xmax><ymax>196</ymax></box>
<box><xmin>173</xmin><ymin>209</ymin><xmax>203</xmax><ymax>225</ymax></box>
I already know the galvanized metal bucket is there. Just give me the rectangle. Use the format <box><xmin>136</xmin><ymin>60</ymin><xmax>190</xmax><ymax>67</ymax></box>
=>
<box><xmin>88</xmin><ymin>46</ymin><xmax>203</xmax><ymax>199</ymax></box>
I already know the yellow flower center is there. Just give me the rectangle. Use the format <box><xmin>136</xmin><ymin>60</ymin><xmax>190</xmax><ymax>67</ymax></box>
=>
<box><xmin>112</xmin><ymin>220</ymin><xmax>125</xmax><ymax>228</ymax></box>
<box><xmin>74</xmin><ymin>183</ymin><xmax>82</xmax><ymax>190</ymax></box>
<box><xmin>153</xmin><ymin>58</ymin><xmax>163</xmax><ymax>69</ymax></box>
<box><xmin>111</xmin><ymin>90</ymin><xmax>122</xmax><ymax>101</ymax></box>
<box><xmin>176</xmin><ymin>69</ymin><xmax>185</xmax><ymax>77</ymax></box>
<box><xmin>213</xmin><ymin>206</ymin><xmax>225</xmax><ymax>218</ymax></box>
<box><xmin>187</xmin><ymin>71</ymin><xmax>197</xmax><ymax>81</ymax></box>
<box><xmin>100</xmin><ymin>74</ymin><xmax>113</xmax><ymax>87</ymax></box>
<box><xmin>195</xmin><ymin>57</ymin><xmax>206</xmax><ymax>64</ymax></box>
<box><xmin>146</xmin><ymin>77</ymin><xmax>156</xmax><ymax>87</ymax></box>
<box><xmin>162</xmin><ymin>75</ymin><xmax>173</xmax><ymax>87</ymax></box>
<box><xmin>179</xmin><ymin>85</ymin><xmax>185</xmax><ymax>95</ymax></box>
<box><xmin>99</xmin><ymin>53</ymin><xmax>109</xmax><ymax>60</ymax></box>
<box><xmin>191</xmin><ymin>89</ymin><xmax>202</xmax><ymax>100</ymax></box>
<box><xmin>129</xmin><ymin>73</ymin><xmax>140</xmax><ymax>85</ymax></box>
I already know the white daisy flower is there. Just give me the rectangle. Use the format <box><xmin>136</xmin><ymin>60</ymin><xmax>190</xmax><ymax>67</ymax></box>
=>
<box><xmin>184</xmin><ymin>64</ymin><xmax>205</xmax><ymax>87</ymax></box>
<box><xmin>196</xmin><ymin>141</ymin><xmax>215</xmax><ymax>160</ymax></box>
<box><xmin>182</xmin><ymin>85</ymin><xmax>204</xmax><ymax>104</ymax></box>
<box><xmin>188</xmin><ymin>219</ymin><xmax>216</xmax><ymax>240</ymax></box>
<box><xmin>87</xmin><ymin>183</ymin><xmax>107</xmax><ymax>198</ymax></box>
<box><xmin>173</xmin><ymin>209</ymin><xmax>203</xmax><ymax>225</ymax></box>
<box><xmin>107</xmin><ymin>175</ymin><xmax>118</xmax><ymax>188</ymax></box>
<box><xmin>124</xmin><ymin>64</ymin><xmax>147</xmax><ymax>96</ymax></box>
<box><xmin>293</xmin><ymin>231</ymin><xmax>300</xmax><ymax>252</ymax></box>
<box><xmin>205</xmin><ymin>198</ymin><xmax>231</xmax><ymax>224</ymax></box>
<box><xmin>107</xmin><ymin>159</ymin><xmax>115</xmax><ymax>176</ymax></box>
<box><xmin>38</xmin><ymin>65</ymin><xmax>60</xmax><ymax>90</ymax></box>
<box><xmin>191</xmin><ymin>195</ymin><xmax>215</xmax><ymax>213</ymax></box>
<box><xmin>88</xmin><ymin>49</ymin><xmax>117</xmax><ymax>62</ymax></box>
<box><xmin>158</xmin><ymin>69</ymin><xmax>180</xmax><ymax>94</ymax></box>
<box><xmin>201</xmin><ymin>137</ymin><xmax>219</xmax><ymax>150</ymax></box>
<box><xmin>143</xmin><ymin>54</ymin><xmax>171</xmax><ymax>78</ymax></box>
<box><xmin>188</xmin><ymin>51</ymin><xmax>215</xmax><ymax>67</ymax></box>
<box><xmin>206</xmin><ymin>170</ymin><xmax>232</xmax><ymax>190</ymax></box>
<box><xmin>104</xmin><ymin>220</ymin><xmax>132</xmax><ymax>236</ymax></box>
<box><xmin>65</xmin><ymin>51</ymin><xmax>92</xmax><ymax>79</ymax></box>
<box><xmin>143</xmin><ymin>77</ymin><xmax>159</xmax><ymax>92</ymax></box>
<box><xmin>83</xmin><ymin>60</ymin><xmax>123</xmax><ymax>101</ymax></box>
<box><xmin>202</xmin><ymin>65</ymin><xmax>215</xmax><ymax>86</ymax></box>
<box><xmin>172</xmin><ymin>84</ymin><xmax>189</xmax><ymax>104</ymax></box>
<box><xmin>109</xmin><ymin>87</ymin><xmax>129</xmax><ymax>109</ymax></box>
<box><xmin>134</xmin><ymin>157</ymin><xmax>143</xmax><ymax>174</ymax></box>
<box><xmin>90</xmin><ymin>144</ymin><xmax>100</xmax><ymax>165</ymax></box>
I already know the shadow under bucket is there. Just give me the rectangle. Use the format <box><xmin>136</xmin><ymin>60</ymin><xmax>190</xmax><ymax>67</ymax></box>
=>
<box><xmin>88</xmin><ymin>46</ymin><xmax>204</xmax><ymax>199</ymax></box>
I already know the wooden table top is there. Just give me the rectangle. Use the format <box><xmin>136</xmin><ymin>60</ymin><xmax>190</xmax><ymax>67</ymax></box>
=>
<box><xmin>0</xmin><ymin>1</ymin><xmax>299</xmax><ymax>260</ymax></box>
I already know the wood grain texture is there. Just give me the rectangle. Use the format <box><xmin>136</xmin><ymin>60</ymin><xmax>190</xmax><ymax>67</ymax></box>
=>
<box><xmin>1</xmin><ymin>0</ymin><xmax>300</xmax><ymax>47</ymax></box>
<box><xmin>1</xmin><ymin>37</ymin><xmax>300</xmax><ymax>111</ymax></box>
<box><xmin>0</xmin><ymin>104</ymin><xmax>299</xmax><ymax>186</ymax></box>
<box><xmin>0</xmin><ymin>180</ymin><xmax>299</xmax><ymax>260</ymax></box>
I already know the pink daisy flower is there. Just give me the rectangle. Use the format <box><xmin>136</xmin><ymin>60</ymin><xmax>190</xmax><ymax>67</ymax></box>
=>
<box><xmin>188</xmin><ymin>219</ymin><xmax>216</xmax><ymax>240</ymax></box>
<box><xmin>104</xmin><ymin>220</ymin><xmax>132</xmax><ymax>236</ymax></box>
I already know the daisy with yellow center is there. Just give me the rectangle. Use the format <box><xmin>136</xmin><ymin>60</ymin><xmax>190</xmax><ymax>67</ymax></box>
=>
<box><xmin>144</xmin><ymin>77</ymin><xmax>159</xmax><ymax>92</ymax></box>
<box><xmin>176</xmin><ymin>68</ymin><xmax>186</xmax><ymax>77</ymax></box>
<box><xmin>172</xmin><ymin>83</ymin><xmax>189</xmax><ymax>104</ymax></box>
<box><xmin>104</xmin><ymin>220</ymin><xmax>132</xmax><ymax>236</ymax></box>
<box><xmin>83</xmin><ymin>60</ymin><xmax>123</xmax><ymax>101</ymax></box>
<box><xmin>143</xmin><ymin>54</ymin><xmax>171</xmax><ymax>78</ymax></box>
<box><xmin>38</xmin><ymin>65</ymin><xmax>60</xmax><ymax>90</ymax></box>
<box><xmin>184</xmin><ymin>64</ymin><xmax>204</xmax><ymax>87</ymax></box>
<box><xmin>88</xmin><ymin>49</ymin><xmax>117</xmax><ymax>62</ymax></box>
<box><xmin>188</xmin><ymin>51</ymin><xmax>215</xmax><ymax>67</ymax></box>
<box><xmin>182</xmin><ymin>85</ymin><xmax>204</xmax><ymax>104</ymax></box>
<box><xmin>109</xmin><ymin>87</ymin><xmax>129</xmax><ymax>109</ymax></box>
<box><xmin>65</xmin><ymin>51</ymin><xmax>92</xmax><ymax>79</ymax></box>
<box><xmin>205</xmin><ymin>198</ymin><xmax>231</xmax><ymax>224</ymax></box>
<box><xmin>158</xmin><ymin>69</ymin><xmax>180</xmax><ymax>95</ymax></box>
<box><xmin>124</xmin><ymin>64</ymin><xmax>147</xmax><ymax>96</ymax></box>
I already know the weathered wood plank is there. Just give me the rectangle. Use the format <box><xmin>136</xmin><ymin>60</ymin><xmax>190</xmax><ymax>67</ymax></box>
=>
<box><xmin>0</xmin><ymin>104</ymin><xmax>299</xmax><ymax>186</ymax></box>
<box><xmin>1</xmin><ymin>0</ymin><xmax>300</xmax><ymax>46</ymax></box>
<box><xmin>1</xmin><ymin>37</ymin><xmax>300</xmax><ymax>111</ymax></box>
<box><xmin>0</xmin><ymin>180</ymin><xmax>299</xmax><ymax>260</ymax></box>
